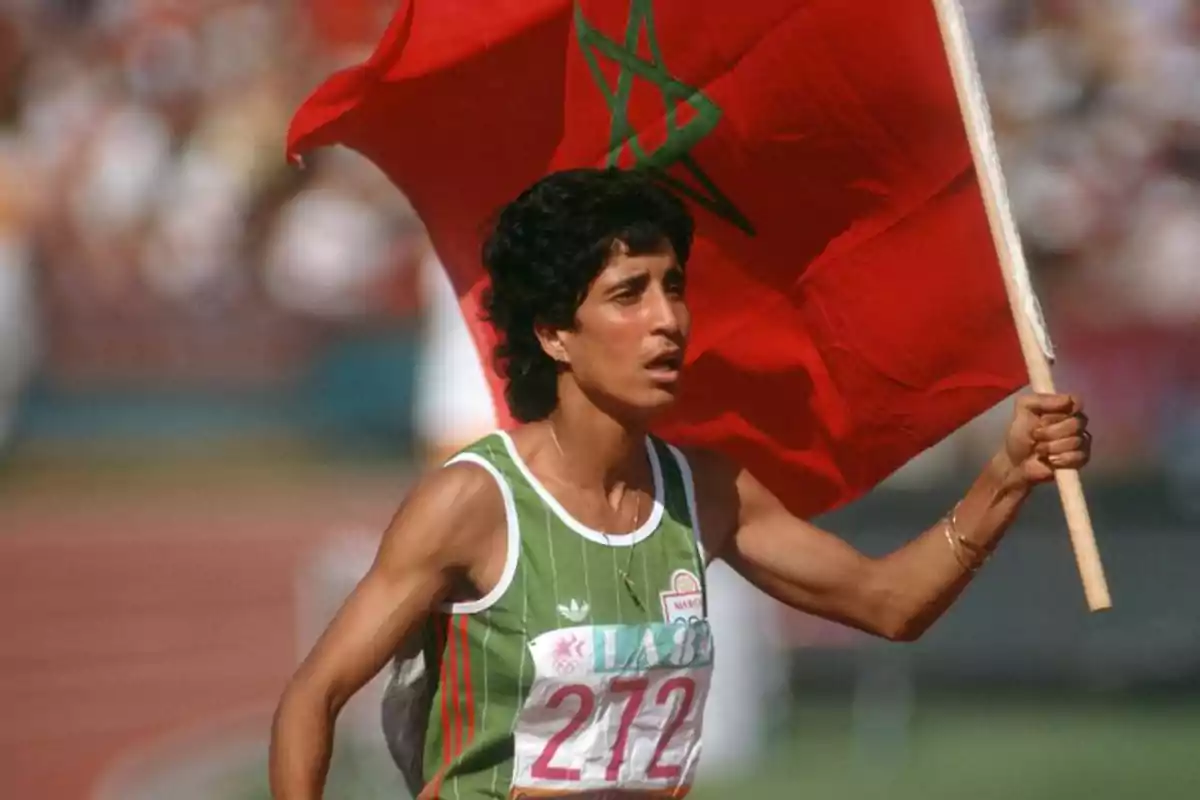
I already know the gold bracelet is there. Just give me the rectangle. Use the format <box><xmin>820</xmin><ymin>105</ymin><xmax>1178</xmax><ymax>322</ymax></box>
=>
<box><xmin>952</xmin><ymin>503</ymin><xmax>992</xmax><ymax>563</ymax></box>
<box><xmin>943</xmin><ymin>520</ymin><xmax>975</xmax><ymax>571</ymax></box>
<box><xmin>943</xmin><ymin>503</ymin><xmax>985</xmax><ymax>573</ymax></box>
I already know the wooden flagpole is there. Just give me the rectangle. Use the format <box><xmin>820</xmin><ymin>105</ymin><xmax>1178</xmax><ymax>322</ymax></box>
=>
<box><xmin>931</xmin><ymin>0</ymin><xmax>1112</xmax><ymax>611</ymax></box>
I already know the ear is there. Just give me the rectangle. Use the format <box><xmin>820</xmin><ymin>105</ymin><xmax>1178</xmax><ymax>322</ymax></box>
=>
<box><xmin>535</xmin><ymin>323</ymin><xmax>571</xmax><ymax>366</ymax></box>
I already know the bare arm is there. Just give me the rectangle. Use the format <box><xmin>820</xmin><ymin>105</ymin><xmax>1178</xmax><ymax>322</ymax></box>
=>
<box><xmin>268</xmin><ymin>464</ymin><xmax>502</xmax><ymax>799</ymax></box>
<box><xmin>698</xmin><ymin>394</ymin><xmax>1090</xmax><ymax>641</ymax></box>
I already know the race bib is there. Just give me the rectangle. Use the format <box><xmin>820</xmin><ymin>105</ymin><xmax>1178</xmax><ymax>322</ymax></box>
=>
<box><xmin>511</xmin><ymin>621</ymin><xmax>714</xmax><ymax>798</ymax></box>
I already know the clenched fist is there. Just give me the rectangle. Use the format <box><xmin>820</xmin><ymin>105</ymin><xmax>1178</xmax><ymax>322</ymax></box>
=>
<box><xmin>1002</xmin><ymin>393</ymin><xmax>1092</xmax><ymax>486</ymax></box>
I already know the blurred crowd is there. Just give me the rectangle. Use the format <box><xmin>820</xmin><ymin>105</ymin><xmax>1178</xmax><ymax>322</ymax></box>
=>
<box><xmin>0</xmin><ymin>0</ymin><xmax>1195</xmax><ymax>475</ymax></box>
<box><xmin>970</xmin><ymin>0</ymin><xmax>1200</xmax><ymax>327</ymax></box>
<box><xmin>0</xmin><ymin>0</ymin><xmax>420</xmax><ymax>401</ymax></box>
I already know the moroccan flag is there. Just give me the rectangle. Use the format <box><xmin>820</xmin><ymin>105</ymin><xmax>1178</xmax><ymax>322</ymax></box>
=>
<box><xmin>288</xmin><ymin>0</ymin><xmax>1027</xmax><ymax>518</ymax></box>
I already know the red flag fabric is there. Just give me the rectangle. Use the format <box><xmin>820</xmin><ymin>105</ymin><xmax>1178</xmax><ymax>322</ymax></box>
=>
<box><xmin>288</xmin><ymin>0</ymin><xmax>1026</xmax><ymax>518</ymax></box>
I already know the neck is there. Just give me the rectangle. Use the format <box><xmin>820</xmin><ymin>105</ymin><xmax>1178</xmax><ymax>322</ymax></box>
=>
<box><xmin>544</xmin><ymin>385</ymin><xmax>650</xmax><ymax>496</ymax></box>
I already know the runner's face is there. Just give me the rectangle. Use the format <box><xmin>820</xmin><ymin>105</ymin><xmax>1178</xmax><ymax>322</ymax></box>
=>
<box><xmin>554</xmin><ymin>241</ymin><xmax>690</xmax><ymax>419</ymax></box>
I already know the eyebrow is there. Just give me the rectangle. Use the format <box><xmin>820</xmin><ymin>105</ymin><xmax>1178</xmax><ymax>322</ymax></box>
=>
<box><xmin>606</xmin><ymin>272</ymin><xmax>650</xmax><ymax>295</ymax></box>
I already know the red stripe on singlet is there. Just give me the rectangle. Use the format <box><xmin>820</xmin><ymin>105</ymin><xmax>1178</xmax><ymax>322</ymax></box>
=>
<box><xmin>460</xmin><ymin>614</ymin><xmax>475</xmax><ymax>743</ymax></box>
<box><xmin>447</xmin><ymin>614</ymin><xmax>463</xmax><ymax>758</ymax></box>
<box><xmin>428</xmin><ymin>614</ymin><xmax>456</xmax><ymax>799</ymax></box>
<box><xmin>436</xmin><ymin>616</ymin><xmax>451</xmax><ymax>768</ymax></box>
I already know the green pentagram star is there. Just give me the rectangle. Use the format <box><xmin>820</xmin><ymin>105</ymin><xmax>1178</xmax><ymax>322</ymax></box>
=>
<box><xmin>574</xmin><ymin>0</ymin><xmax>755</xmax><ymax>235</ymax></box>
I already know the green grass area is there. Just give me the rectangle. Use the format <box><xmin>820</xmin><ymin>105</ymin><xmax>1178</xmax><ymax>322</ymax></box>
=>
<box><xmin>239</xmin><ymin>695</ymin><xmax>1200</xmax><ymax>799</ymax></box>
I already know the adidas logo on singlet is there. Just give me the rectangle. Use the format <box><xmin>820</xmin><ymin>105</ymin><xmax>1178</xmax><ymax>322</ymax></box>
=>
<box><xmin>556</xmin><ymin>599</ymin><xmax>590</xmax><ymax>623</ymax></box>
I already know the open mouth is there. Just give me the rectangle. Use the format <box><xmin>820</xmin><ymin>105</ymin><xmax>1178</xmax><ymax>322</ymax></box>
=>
<box><xmin>646</xmin><ymin>351</ymin><xmax>683</xmax><ymax>374</ymax></box>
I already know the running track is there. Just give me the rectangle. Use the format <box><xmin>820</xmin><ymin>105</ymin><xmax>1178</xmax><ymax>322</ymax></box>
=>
<box><xmin>0</xmin><ymin>467</ymin><xmax>406</xmax><ymax>799</ymax></box>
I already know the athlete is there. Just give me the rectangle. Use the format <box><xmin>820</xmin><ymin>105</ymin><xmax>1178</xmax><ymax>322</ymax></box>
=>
<box><xmin>269</xmin><ymin>168</ymin><xmax>1092</xmax><ymax>799</ymax></box>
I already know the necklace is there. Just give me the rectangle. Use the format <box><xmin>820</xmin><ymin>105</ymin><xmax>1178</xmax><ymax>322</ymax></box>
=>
<box><xmin>548</xmin><ymin>422</ymin><xmax>647</xmax><ymax>611</ymax></box>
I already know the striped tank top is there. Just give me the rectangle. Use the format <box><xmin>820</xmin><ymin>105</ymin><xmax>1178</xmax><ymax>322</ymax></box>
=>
<box><xmin>382</xmin><ymin>431</ymin><xmax>713</xmax><ymax>799</ymax></box>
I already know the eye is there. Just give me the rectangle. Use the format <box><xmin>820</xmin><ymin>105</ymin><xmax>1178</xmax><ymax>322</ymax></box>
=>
<box><xmin>664</xmin><ymin>271</ymin><xmax>686</xmax><ymax>298</ymax></box>
<box><xmin>609</xmin><ymin>275</ymin><xmax>648</xmax><ymax>305</ymax></box>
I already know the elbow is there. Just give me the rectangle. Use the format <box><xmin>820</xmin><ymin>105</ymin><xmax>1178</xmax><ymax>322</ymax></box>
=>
<box><xmin>879</xmin><ymin>617</ymin><xmax>925</xmax><ymax>643</ymax></box>
<box><xmin>274</xmin><ymin>672</ymin><xmax>340</xmax><ymax>734</ymax></box>
<box><xmin>271</xmin><ymin>680</ymin><xmax>305</xmax><ymax>743</ymax></box>
<box><xmin>862</xmin><ymin>574</ymin><xmax>928</xmax><ymax>643</ymax></box>
<box><xmin>270</xmin><ymin>671</ymin><xmax>343</xmax><ymax>798</ymax></box>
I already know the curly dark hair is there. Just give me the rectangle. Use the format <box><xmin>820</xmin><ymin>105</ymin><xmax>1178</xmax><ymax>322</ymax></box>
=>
<box><xmin>482</xmin><ymin>168</ymin><xmax>694</xmax><ymax>422</ymax></box>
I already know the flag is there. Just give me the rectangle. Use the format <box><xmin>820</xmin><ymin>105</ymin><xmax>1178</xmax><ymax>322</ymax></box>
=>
<box><xmin>287</xmin><ymin>0</ymin><xmax>1027</xmax><ymax>518</ymax></box>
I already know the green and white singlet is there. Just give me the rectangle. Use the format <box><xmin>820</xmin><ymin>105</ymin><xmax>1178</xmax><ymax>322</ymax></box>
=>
<box><xmin>382</xmin><ymin>431</ymin><xmax>713</xmax><ymax>799</ymax></box>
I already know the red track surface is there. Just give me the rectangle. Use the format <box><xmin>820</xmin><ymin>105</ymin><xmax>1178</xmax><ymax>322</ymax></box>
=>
<box><xmin>0</xmin><ymin>469</ymin><xmax>405</xmax><ymax>800</ymax></box>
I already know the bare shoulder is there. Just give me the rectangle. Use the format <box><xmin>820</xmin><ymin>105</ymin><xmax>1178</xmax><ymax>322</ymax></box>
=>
<box><xmin>676</xmin><ymin>445</ymin><xmax>791</xmax><ymax>559</ymax></box>
<box><xmin>676</xmin><ymin>445</ymin><xmax>738</xmax><ymax>493</ymax></box>
<box><xmin>675</xmin><ymin>445</ymin><xmax>741</xmax><ymax>556</ymax></box>
<box><xmin>678</xmin><ymin>445</ymin><xmax>781</xmax><ymax>505</ymax></box>
<box><xmin>375</xmin><ymin>459</ymin><xmax>506</xmax><ymax>572</ymax></box>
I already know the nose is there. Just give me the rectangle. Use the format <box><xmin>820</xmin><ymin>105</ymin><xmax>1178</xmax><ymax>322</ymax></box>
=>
<box><xmin>647</xmin><ymin>283</ymin><xmax>684</xmax><ymax>338</ymax></box>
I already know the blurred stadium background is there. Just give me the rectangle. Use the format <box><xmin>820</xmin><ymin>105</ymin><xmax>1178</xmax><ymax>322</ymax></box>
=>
<box><xmin>0</xmin><ymin>1</ymin><xmax>1197</xmax><ymax>798</ymax></box>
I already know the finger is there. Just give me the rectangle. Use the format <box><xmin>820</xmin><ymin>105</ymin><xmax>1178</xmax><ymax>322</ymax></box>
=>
<box><xmin>1047</xmin><ymin>451</ymin><xmax>1088</xmax><ymax>469</ymax></box>
<box><xmin>1031</xmin><ymin>414</ymin><xmax>1069</xmax><ymax>437</ymax></box>
<box><xmin>1033</xmin><ymin>415</ymin><xmax>1087</xmax><ymax>442</ymax></box>
<box><xmin>1035</xmin><ymin>436</ymin><xmax>1085</xmax><ymax>457</ymax></box>
<box><xmin>1020</xmin><ymin>393</ymin><xmax>1083</xmax><ymax>416</ymax></box>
